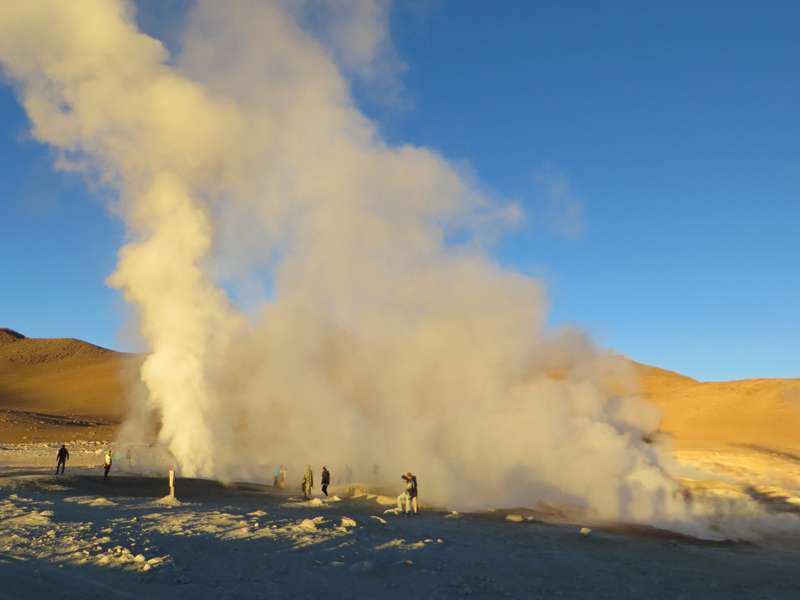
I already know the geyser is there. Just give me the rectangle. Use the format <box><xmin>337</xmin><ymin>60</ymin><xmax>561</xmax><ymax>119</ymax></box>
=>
<box><xmin>1</xmin><ymin>0</ymin><xmax>703</xmax><ymax>527</ymax></box>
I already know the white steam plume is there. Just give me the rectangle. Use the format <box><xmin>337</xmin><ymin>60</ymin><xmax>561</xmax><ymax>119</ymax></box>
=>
<box><xmin>0</xmin><ymin>0</ymin><xmax>735</xmax><ymax>532</ymax></box>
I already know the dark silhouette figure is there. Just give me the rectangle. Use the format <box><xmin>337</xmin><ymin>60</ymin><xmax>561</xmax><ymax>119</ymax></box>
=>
<box><xmin>56</xmin><ymin>445</ymin><xmax>69</xmax><ymax>475</ymax></box>
<box><xmin>321</xmin><ymin>466</ymin><xmax>330</xmax><ymax>497</ymax></box>
<box><xmin>410</xmin><ymin>472</ymin><xmax>419</xmax><ymax>515</ymax></box>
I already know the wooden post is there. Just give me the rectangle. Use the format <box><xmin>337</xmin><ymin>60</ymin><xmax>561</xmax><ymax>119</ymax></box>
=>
<box><xmin>169</xmin><ymin>470</ymin><xmax>175</xmax><ymax>498</ymax></box>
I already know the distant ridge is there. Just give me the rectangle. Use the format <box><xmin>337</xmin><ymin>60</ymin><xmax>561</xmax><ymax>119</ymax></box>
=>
<box><xmin>628</xmin><ymin>359</ymin><xmax>698</xmax><ymax>383</ymax></box>
<box><xmin>0</xmin><ymin>328</ymin><xmax>26</xmax><ymax>345</ymax></box>
<box><xmin>0</xmin><ymin>329</ymin><xmax>117</xmax><ymax>365</ymax></box>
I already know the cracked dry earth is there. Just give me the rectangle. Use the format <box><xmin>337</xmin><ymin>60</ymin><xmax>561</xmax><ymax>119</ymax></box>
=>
<box><xmin>1</xmin><ymin>469</ymin><xmax>800</xmax><ymax>600</ymax></box>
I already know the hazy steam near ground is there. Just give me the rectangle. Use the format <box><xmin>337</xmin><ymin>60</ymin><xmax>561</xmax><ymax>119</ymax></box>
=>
<box><xmin>0</xmin><ymin>0</ymin><xmax>748</xmax><ymax>533</ymax></box>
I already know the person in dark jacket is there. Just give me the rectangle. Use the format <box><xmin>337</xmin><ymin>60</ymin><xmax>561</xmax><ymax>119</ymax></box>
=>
<box><xmin>397</xmin><ymin>474</ymin><xmax>414</xmax><ymax>516</ymax></box>
<box><xmin>321</xmin><ymin>466</ymin><xmax>330</xmax><ymax>497</ymax></box>
<box><xmin>409</xmin><ymin>472</ymin><xmax>419</xmax><ymax>515</ymax></box>
<box><xmin>56</xmin><ymin>445</ymin><xmax>69</xmax><ymax>475</ymax></box>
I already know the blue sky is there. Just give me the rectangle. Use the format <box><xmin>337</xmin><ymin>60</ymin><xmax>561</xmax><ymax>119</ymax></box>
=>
<box><xmin>1</xmin><ymin>1</ymin><xmax>798</xmax><ymax>381</ymax></box>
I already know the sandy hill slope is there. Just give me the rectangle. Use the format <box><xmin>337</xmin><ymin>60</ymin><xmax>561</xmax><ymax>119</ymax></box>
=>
<box><xmin>1</xmin><ymin>328</ymin><xmax>797</xmax><ymax>451</ymax></box>
<box><xmin>0</xmin><ymin>328</ymin><xmax>142</xmax><ymax>442</ymax></box>
<box><xmin>631</xmin><ymin>359</ymin><xmax>800</xmax><ymax>451</ymax></box>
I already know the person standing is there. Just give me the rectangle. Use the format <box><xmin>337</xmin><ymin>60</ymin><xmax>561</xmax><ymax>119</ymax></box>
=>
<box><xmin>103</xmin><ymin>450</ymin><xmax>113</xmax><ymax>478</ymax></box>
<box><xmin>372</xmin><ymin>462</ymin><xmax>380</xmax><ymax>483</ymax></box>
<box><xmin>321</xmin><ymin>466</ymin><xmax>330</xmax><ymax>497</ymax></box>
<box><xmin>301</xmin><ymin>465</ymin><xmax>314</xmax><ymax>499</ymax></box>
<box><xmin>396</xmin><ymin>474</ymin><xmax>413</xmax><ymax>516</ymax></box>
<box><xmin>55</xmin><ymin>444</ymin><xmax>69</xmax><ymax>475</ymax></box>
<box><xmin>279</xmin><ymin>464</ymin><xmax>287</xmax><ymax>489</ymax></box>
<box><xmin>273</xmin><ymin>464</ymin><xmax>281</xmax><ymax>487</ymax></box>
<box><xmin>409</xmin><ymin>472</ymin><xmax>419</xmax><ymax>515</ymax></box>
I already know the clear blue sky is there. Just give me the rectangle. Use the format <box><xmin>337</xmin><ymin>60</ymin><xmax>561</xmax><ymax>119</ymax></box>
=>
<box><xmin>1</xmin><ymin>1</ymin><xmax>798</xmax><ymax>382</ymax></box>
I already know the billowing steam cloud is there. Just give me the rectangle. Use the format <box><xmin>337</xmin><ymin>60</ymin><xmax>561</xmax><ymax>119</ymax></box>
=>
<box><xmin>1</xmin><ymin>0</ymin><xmax>701</xmax><ymax>526</ymax></box>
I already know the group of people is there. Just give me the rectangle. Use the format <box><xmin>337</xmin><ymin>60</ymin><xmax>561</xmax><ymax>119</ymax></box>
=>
<box><xmin>55</xmin><ymin>445</ymin><xmax>113</xmax><ymax>479</ymax></box>
<box><xmin>56</xmin><ymin>444</ymin><xmax>417</xmax><ymax>509</ymax></box>
<box><xmin>300</xmin><ymin>465</ymin><xmax>331</xmax><ymax>499</ymax></box>
<box><xmin>272</xmin><ymin>464</ymin><xmax>288</xmax><ymax>488</ymax></box>
<box><xmin>285</xmin><ymin>463</ymin><xmax>419</xmax><ymax>514</ymax></box>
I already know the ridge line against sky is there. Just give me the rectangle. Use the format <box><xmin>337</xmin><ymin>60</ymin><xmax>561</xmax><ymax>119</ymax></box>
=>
<box><xmin>1</xmin><ymin>0</ymin><xmax>798</xmax><ymax>383</ymax></box>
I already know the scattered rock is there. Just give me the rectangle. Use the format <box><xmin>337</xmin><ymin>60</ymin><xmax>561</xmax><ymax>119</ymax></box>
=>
<box><xmin>370</xmin><ymin>516</ymin><xmax>387</xmax><ymax>525</ymax></box>
<box><xmin>506</xmin><ymin>514</ymin><xmax>524</xmax><ymax>523</ymax></box>
<box><xmin>445</xmin><ymin>511</ymin><xmax>462</xmax><ymax>519</ymax></box>
<box><xmin>90</xmin><ymin>498</ymin><xmax>116</xmax><ymax>506</ymax></box>
<box><xmin>341</xmin><ymin>517</ymin><xmax>357</xmax><ymax>527</ymax></box>
<box><xmin>395</xmin><ymin>559</ymin><xmax>414</xmax><ymax>568</ymax></box>
<box><xmin>134</xmin><ymin>554</ymin><xmax>146</xmax><ymax>563</ymax></box>
<box><xmin>580</xmin><ymin>527</ymin><xmax>592</xmax><ymax>536</ymax></box>
<box><xmin>298</xmin><ymin>519</ymin><xmax>317</xmax><ymax>531</ymax></box>
<box><xmin>348</xmin><ymin>561</ymin><xmax>373</xmax><ymax>573</ymax></box>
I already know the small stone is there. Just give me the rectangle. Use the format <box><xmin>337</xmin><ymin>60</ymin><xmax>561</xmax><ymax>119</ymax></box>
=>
<box><xmin>134</xmin><ymin>554</ymin><xmax>146</xmax><ymax>563</ymax></box>
<box><xmin>505</xmin><ymin>514</ymin><xmax>524</xmax><ymax>523</ymax></box>
<box><xmin>348</xmin><ymin>561</ymin><xmax>373</xmax><ymax>573</ymax></box>
<box><xmin>580</xmin><ymin>527</ymin><xmax>592</xmax><ymax>536</ymax></box>
<box><xmin>299</xmin><ymin>519</ymin><xmax>317</xmax><ymax>531</ymax></box>
<box><xmin>341</xmin><ymin>517</ymin><xmax>357</xmax><ymax>527</ymax></box>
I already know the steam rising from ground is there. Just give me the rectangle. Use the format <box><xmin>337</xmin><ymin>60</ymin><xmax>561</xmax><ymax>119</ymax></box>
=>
<box><xmin>0</xmin><ymin>0</ymin><xmax>749</xmax><ymax>533</ymax></box>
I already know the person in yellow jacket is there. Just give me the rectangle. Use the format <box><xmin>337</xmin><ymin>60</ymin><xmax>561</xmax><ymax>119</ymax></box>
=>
<box><xmin>301</xmin><ymin>465</ymin><xmax>314</xmax><ymax>499</ymax></box>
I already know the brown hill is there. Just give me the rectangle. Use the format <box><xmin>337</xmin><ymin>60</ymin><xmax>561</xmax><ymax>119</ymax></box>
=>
<box><xmin>633</xmin><ymin>359</ymin><xmax>800</xmax><ymax>451</ymax></box>
<box><xmin>2</xmin><ymin>328</ymin><xmax>797</xmax><ymax>452</ymax></box>
<box><xmin>0</xmin><ymin>329</ymin><xmax>144</xmax><ymax>442</ymax></box>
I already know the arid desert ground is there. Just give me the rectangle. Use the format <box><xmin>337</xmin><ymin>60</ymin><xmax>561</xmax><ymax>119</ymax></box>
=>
<box><xmin>2</xmin><ymin>327</ymin><xmax>800</xmax><ymax>599</ymax></box>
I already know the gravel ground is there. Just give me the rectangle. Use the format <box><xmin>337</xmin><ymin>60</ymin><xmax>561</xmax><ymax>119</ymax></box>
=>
<box><xmin>1</xmin><ymin>462</ymin><xmax>800</xmax><ymax>600</ymax></box>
